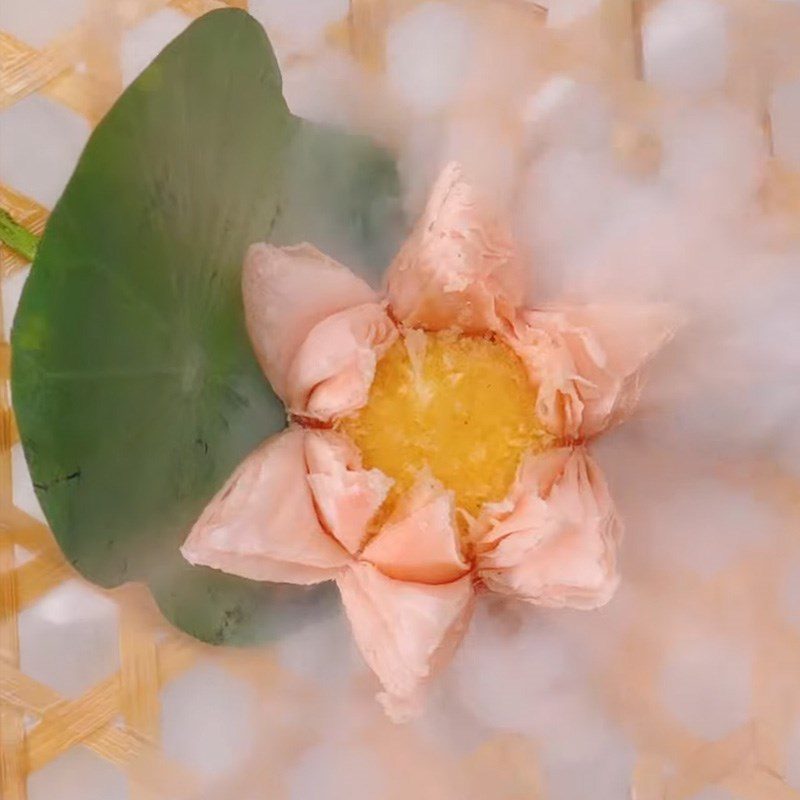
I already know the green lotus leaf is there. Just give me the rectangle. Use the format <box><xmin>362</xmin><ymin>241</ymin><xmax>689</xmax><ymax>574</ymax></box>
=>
<box><xmin>11</xmin><ymin>9</ymin><xmax>403</xmax><ymax>644</ymax></box>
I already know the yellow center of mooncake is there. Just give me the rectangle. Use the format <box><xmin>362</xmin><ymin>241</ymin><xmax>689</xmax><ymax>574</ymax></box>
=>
<box><xmin>338</xmin><ymin>331</ymin><xmax>553</xmax><ymax>517</ymax></box>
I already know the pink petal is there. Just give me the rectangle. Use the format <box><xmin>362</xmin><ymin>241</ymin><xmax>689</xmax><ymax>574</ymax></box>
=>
<box><xmin>243</xmin><ymin>243</ymin><xmax>377</xmax><ymax>402</ymax></box>
<box><xmin>361</xmin><ymin>473</ymin><xmax>470</xmax><ymax>584</ymax></box>
<box><xmin>386</xmin><ymin>162</ymin><xmax>525</xmax><ymax>333</ymax></box>
<box><xmin>181</xmin><ymin>429</ymin><xmax>349</xmax><ymax>584</ymax></box>
<box><xmin>286</xmin><ymin>302</ymin><xmax>398</xmax><ymax>422</ymax></box>
<box><xmin>509</xmin><ymin>303</ymin><xmax>680</xmax><ymax>438</ymax></box>
<box><xmin>337</xmin><ymin>562</ymin><xmax>474</xmax><ymax>721</ymax></box>
<box><xmin>305</xmin><ymin>430</ymin><xmax>393</xmax><ymax>554</ymax></box>
<box><xmin>475</xmin><ymin>447</ymin><xmax>622</xmax><ymax>609</ymax></box>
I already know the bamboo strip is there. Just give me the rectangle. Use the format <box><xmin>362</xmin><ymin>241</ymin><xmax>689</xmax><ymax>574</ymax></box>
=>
<box><xmin>0</xmin><ymin>253</ymin><xmax>26</xmax><ymax>799</ymax></box>
<box><xmin>119</xmin><ymin>605</ymin><xmax>162</xmax><ymax>800</ymax></box>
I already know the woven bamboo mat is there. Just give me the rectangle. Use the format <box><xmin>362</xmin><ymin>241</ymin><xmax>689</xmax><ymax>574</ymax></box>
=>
<box><xmin>0</xmin><ymin>4</ymin><xmax>286</xmax><ymax>798</ymax></box>
<box><xmin>1</xmin><ymin>2</ymin><xmax>800</xmax><ymax>799</ymax></box>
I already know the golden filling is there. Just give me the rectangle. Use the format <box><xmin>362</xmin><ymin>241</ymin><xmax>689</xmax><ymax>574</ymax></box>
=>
<box><xmin>338</xmin><ymin>331</ymin><xmax>553</xmax><ymax>518</ymax></box>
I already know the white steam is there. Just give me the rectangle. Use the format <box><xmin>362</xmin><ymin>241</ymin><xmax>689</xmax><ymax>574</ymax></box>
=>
<box><xmin>256</xmin><ymin>2</ymin><xmax>800</xmax><ymax>798</ymax></box>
